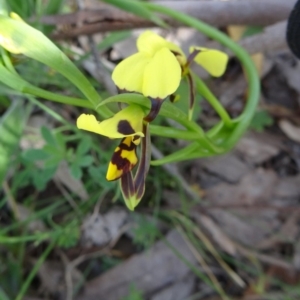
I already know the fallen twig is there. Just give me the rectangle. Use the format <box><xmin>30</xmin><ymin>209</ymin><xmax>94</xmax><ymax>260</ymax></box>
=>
<box><xmin>40</xmin><ymin>0</ymin><xmax>296</xmax><ymax>39</ymax></box>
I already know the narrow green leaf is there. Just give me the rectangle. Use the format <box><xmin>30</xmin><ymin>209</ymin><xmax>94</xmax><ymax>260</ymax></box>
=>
<box><xmin>70</xmin><ymin>164</ymin><xmax>82</xmax><ymax>179</ymax></box>
<box><xmin>77</xmin><ymin>155</ymin><xmax>94</xmax><ymax>167</ymax></box>
<box><xmin>43</xmin><ymin>144</ymin><xmax>61</xmax><ymax>156</ymax></box>
<box><xmin>0</xmin><ymin>100</ymin><xmax>29</xmax><ymax>185</ymax></box>
<box><xmin>43</xmin><ymin>155</ymin><xmax>62</xmax><ymax>169</ymax></box>
<box><xmin>22</xmin><ymin>148</ymin><xmax>50</xmax><ymax>161</ymax></box>
<box><xmin>76</xmin><ymin>137</ymin><xmax>91</xmax><ymax>156</ymax></box>
<box><xmin>0</xmin><ymin>14</ymin><xmax>112</xmax><ymax>117</ymax></box>
<box><xmin>55</xmin><ymin>132</ymin><xmax>65</xmax><ymax>150</ymax></box>
<box><xmin>32</xmin><ymin>166</ymin><xmax>56</xmax><ymax>190</ymax></box>
<box><xmin>41</xmin><ymin>126</ymin><xmax>57</xmax><ymax>147</ymax></box>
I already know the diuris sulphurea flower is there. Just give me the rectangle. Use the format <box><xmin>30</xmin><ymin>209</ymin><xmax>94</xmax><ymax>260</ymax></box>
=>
<box><xmin>112</xmin><ymin>30</ymin><xmax>229</xmax><ymax>120</ymax></box>
<box><xmin>77</xmin><ymin>105</ymin><xmax>144</xmax><ymax>181</ymax></box>
<box><xmin>77</xmin><ymin>105</ymin><xmax>150</xmax><ymax>210</ymax></box>
<box><xmin>77</xmin><ymin>31</ymin><xmax>229</xmax><ymax>210</ymax></box>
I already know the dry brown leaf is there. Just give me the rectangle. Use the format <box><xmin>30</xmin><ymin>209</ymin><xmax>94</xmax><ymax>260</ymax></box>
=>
<box><xmin>195</xmin><ymin>152</ymin><xmax>251</xmax><ymax>183</ymax></box>
<box><xmin>274</xmin><ymin>174</ymin><xmax>300</xmax><ymax>198</ymax></box>
<box><xmin>150</xmin><ymin>274</ymin><xmax>195</xmax><ymax>300</ymax></box>
<box><xmin>76</xmin><ymin>230</ymin><xmax>197</xmax><ymax>300</ymax></box>
<box><xmin>38</xmin><ymin>260</ymin><xmax>83</xmax><ymax>297</ymax></box>
<box><xmin>279</xmin><ymin>119</ymin><xmax>300</xmax><ymax>143</ymax></box>
<box><xmin>195</xmin><ymin>214</ymin><xmax>237</xmax><ymax>256</ymax></box>
<box><xmin>81</xmin><ymin>208</ymin><xmax>128</xmax><ymax>248</ymax></box>
<box><xmin>206</xmin><ymin>169</ymin><xmax>277</xmax><ymax>206</ymax></box>
<box><xmin>205</xmin><ymin>169</ymin><xmax>280</xmax><ymax>247</ymax></box>
<box><xmin>236</xmin><ymin>131</ymin><xmax>281</xmax><ymax>164</ymax></box>
<box><xmin>54</xmin><ymin>161</ymin><xmax>89</xmax><ymax>201</ymax></box>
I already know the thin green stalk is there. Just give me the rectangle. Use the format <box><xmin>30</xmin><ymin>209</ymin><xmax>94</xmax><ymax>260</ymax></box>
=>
<box><xmin>150</xmin><ymin>125</ymin><xmax>200</xmax><ymax>140</ymax></box>
<box><xmin>0</xmin><ymin>232</ymin><xmax>52</xmax><ymax>244</ymax></box>
<box><xmin>150</xmin><ymin>142</ymin><xmax>200</xmax><ymax>166</ymax></box>
<box><xmin>15</xmin><ymin>239</ymin><xmax>55</xmax><ymax>300</ymax></box>
<box><xmin>193</xmin><ymin>73</ymin><xmax>232</xmax><ymax>127</ymax></box>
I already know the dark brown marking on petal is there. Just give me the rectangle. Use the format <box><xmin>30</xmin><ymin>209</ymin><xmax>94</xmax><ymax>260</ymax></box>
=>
<box><xmin>118</xmin><ymin>120</ymin><xmax>135</xmax><ymax>135</ymax></box>
<box><xmin>110</xmin><ymin>139</ymin><xmax>137</xmax><ymax>177</ymax></box>
<box><xmin>132</xmin><ymin>135</ymin><xmax>140</xmax><ymax>142</ymax></box>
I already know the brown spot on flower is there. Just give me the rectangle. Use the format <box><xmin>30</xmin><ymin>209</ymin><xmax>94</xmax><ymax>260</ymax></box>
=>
<box><xmin>118</xmin><ymin>120</ymin><xmax>135</xmax><ymax>135</ymax></box>
<box><xmin>110</xmin><ymin>139</ymin><xmax>137</xmax><ymax>176</ymax></box>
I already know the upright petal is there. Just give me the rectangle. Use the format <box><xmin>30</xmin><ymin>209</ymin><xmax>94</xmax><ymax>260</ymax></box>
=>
<box><xmin>112</xmin><ymin>52</ymin><xmax>149</xmax><ymax>94</ymax></box>
<box><xmin>190</xmin><ymin>47</ymin><xmax>228</xmax><ymax>77</ymax></box>
<box><xmin>142</xmin><ymin>48</ymin><xmax>181</xmax><ymax>99</ymax></box>
<box><xmin>106</xmin><ymin>136</ymin><xmax>138</xmax><ymax>181</ymax></box>
<box><xmin>137</xmin><ymin>30</ymin><xmax>169</xmax><ymax>56</ymax></box>
<box><xmin>77</xmin><ymin>105</ymin><xmax>145</xmax><ymax>139</ymax></box>
<box><xmin>137</xmin><ymin>31</ymin><xmax>186</xmax><ymax>66</ymax></box>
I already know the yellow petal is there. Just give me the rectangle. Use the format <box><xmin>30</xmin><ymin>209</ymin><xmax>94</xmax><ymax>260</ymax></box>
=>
<box><xmin>112</xmin><ymin>52</ymin><xmax>149</xmax><ymax>93</ymax></box>
<box><xmin>106</xmin><ymin>162</ymin><xmax>123</xmax><ymax>181</ymax></box>
<box><xmin>142</xmin><ymin>48</ymin><xmax>181</xmax><ymax>99</ymax></box>
<box><xmin>165</xmin><ymin>41</ymin><xmax>186</xmax><ymax>66</ymax></box>
<box><xmin>137</xmin><ymin>31</ymin><xmax>186</xmax><ymax>64</ymax></box>
<box><xmin>137</xmin><ymin>30</ymin><xmax>169</xmax><ymax>56</ymax></box>
<box><xmin>190</xmin><ymin>47</ymin><xmax>228</xmax><ymax>77</ymax></box>
<box><xmin>106</xmin><ymin>137</ymin><xmax>138</xmax><ymax>181</ymax></box>
<box><xmin>77</xmin><ymin>105</ymin><xmax>144</xmax><ymax>139</ymax></box>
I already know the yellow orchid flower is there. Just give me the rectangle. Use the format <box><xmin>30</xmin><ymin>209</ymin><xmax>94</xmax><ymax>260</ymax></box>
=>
<box><xmin>112</xmin><ymin>31</ymin><xmax>182</xmax><ymax>100</ymax></box>
<box><xmin>77</xmin><ymin>105</ymin><xmax>150</xmax><ymax>210</ymax></box>
<box><xmin>77</xmin><ymin>105</ymin><xmax>145</xmax><ymax>181</ymax></box>
<box><xmin>112</xmin><ymin>31</ymin><xmax>229</xmax><ymax>100</ymax></box>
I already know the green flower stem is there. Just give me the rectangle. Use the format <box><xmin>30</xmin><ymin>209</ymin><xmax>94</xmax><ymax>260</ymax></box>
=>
<box><xmin>0</xmin><ymin>232</ymin><xmax>52</xmax><ymax>244</ymax></box>
<box><xmin>151</xmin><ymin>142</ymin><xmax>200</xmax><ymax>166</ymax></box>
<box><xmin>192</xmin><ymin>73</ymin><xmax>233</xmax><ymax>127</ymax></box>
<box><xmin>151</xmin><ymin>135</ymin><xmax>225</xmax><ymax>166</ymax></box>
<box><xmin>150</xmin><ymin>124</ymin><xmax>201</xmax><ymax>141</ymax></box>
<box><xmin>206</xmin><ymin>121</ymin><xmax>226</xmax><ymax>138</ymax></box>
<box><xmin>145</xmin><ymin>3</ymin><xmax>260</xmax><ymax>150</ymax></box>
